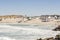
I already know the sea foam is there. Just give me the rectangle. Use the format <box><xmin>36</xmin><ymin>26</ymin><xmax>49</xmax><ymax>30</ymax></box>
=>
<box><xmin>0</xmin><ymin>24</ymin><xmax>60</xmax><ymax>40</ymax></box>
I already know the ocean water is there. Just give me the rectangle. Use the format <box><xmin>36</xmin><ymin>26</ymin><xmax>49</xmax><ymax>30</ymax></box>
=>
<box><xmin>0</xmin><ymin>24</ymin><xmax>60</xmax><ymax>40</ymax></box>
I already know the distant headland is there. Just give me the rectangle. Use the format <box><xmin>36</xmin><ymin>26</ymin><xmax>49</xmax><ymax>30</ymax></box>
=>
<box><xmin>0</xmin><ymin>15</ymin><xmax>60</xmax><ymax>25</ymax></box>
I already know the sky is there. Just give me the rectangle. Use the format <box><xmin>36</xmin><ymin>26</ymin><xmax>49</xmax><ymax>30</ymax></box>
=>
<box><xmin>0</xmin><ymin>0</ymin><xmax>60</xmax><ymax>16</ymax></box>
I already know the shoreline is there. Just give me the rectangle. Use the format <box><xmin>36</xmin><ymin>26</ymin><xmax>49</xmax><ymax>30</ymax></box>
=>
<box><xmin>0</xmin><ymin>22</ymin><xmax>57</xmax><ymax>26</ymax></box>
<box><xmin>0</xmin><ymin>15</ymin><xmax>60</xmax><ymax>26</ymax></box>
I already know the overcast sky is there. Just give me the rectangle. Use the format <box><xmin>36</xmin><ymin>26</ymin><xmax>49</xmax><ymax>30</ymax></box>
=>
<box><xmin>0</xmin><ymin>0</ymin><xmax>60</xmax><ymax>16</ymax></box>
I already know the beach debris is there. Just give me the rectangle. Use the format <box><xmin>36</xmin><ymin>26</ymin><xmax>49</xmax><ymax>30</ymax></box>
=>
<box><xmin>53</xmin><ymin>25</ymin><xmax>60</xmax><ymax>31</ymax></box>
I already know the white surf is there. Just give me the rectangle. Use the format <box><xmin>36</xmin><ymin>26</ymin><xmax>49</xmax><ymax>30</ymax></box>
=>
<box><xmin>0</xmin><ymin>24</ymin><xmax>60</xmax><ymax>40</ymax></box>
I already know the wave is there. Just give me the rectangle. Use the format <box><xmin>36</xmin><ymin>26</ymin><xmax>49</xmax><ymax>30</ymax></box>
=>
<box><xmin>14</xmin><ymin>27</ymin><xmax>60</xmax><ymax>38</ymax></box>
<box><xmin>0</xmin><ymin>24</ymin><xmax>60</xmax><ymax>39</ymax></box>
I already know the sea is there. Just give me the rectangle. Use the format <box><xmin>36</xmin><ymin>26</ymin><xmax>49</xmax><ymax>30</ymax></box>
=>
<box><xmin>0</xmin><ymin>23</ymin><xmax>60</xmax><ymax>40</ymax></box>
